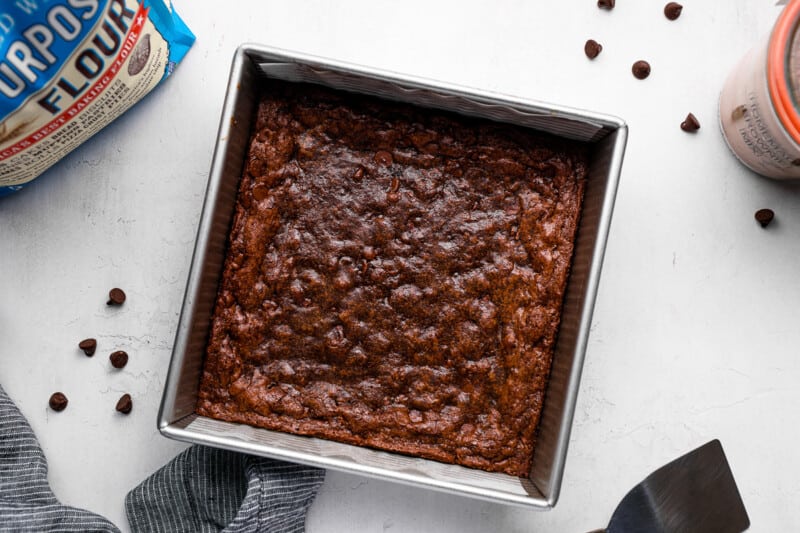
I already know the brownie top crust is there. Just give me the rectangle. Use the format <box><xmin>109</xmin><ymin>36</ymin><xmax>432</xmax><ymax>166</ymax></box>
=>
<box><xmin>196</xmin><ymin>80</ymin><xmax>588</xmax><ymax>477</ymax></box>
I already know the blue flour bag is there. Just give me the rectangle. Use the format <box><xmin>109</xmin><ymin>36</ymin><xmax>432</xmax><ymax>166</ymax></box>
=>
<box><xmin>0</xmin><ymin>0</ymin><xmax>194</xmax><ymax>196</ymax></box>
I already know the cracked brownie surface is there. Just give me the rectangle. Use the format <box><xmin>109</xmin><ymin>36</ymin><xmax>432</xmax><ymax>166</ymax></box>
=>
<box><xmin>196</xmin><ymin>81</ymin><xmax>588</xmax><ymax>477</ymax></box>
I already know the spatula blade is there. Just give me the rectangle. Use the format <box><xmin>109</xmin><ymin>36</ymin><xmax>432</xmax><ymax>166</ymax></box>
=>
<box><xmin>607</xmin><ymin>439</ymin><xmax>749</xmax><ymax>533</ymax></box>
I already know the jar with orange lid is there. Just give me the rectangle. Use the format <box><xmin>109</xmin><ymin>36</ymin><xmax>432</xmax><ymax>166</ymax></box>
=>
<box><xmin>720</xmin><ymin>0</ymin><xmax>800</xmax><ymax>179</ymax></box>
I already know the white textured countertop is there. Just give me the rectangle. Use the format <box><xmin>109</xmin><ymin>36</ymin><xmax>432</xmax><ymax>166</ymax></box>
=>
<box><xmin>1</xmin><ymin>1</ymin><xmax>798</xmax><ymax>531</ymax></box>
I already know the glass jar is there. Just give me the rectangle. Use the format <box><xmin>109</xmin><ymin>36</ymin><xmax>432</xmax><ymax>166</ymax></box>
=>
<box><xmin>720</xmin><ymin>0</ymin><xmax>800</xmax><ymax>179</ymax></box>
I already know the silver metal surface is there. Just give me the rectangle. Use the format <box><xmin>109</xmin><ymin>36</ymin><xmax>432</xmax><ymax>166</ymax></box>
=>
<box><xmin>158</xmin><ymin>44</ymin><xmax>628</xmax><ymax>509</ymax></box>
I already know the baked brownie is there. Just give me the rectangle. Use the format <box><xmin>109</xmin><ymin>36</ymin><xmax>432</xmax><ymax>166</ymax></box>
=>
<box><xmin>196</xmin><ymin>80</ymin><xmax>589</xmax><ymax>477</ymax></box>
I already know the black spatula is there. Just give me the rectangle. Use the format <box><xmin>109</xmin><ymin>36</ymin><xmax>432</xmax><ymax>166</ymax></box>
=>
<box><xmin>597</xmin><ymin>440</ymin><xmax>750</xmax><ymax>533</ymax></box>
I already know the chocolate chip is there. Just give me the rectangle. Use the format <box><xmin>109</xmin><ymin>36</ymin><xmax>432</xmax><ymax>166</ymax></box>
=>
<box><xmin>352</xmin><ymin>166</ymin><xmax>365</xmax><ymax>181</ymax></box>
<box><xmin>632</xmin><ymin>60</ymin><xmax>651</xmax><ymax>80</ymax></box>
<box><xmin>680</xmin><ymin>113</ymin><xmax>700</xmax><ymax>132</ymax></box>
<box><xmin>584</xmin><ymin>39</ymin><xmax>603</xmax><ymax>59</ymax></box>
<box><xmin>755</xmin><ymin>209</ymin><xmax>775</xmax><ymax>228</ymax></box>
<box><xmin>792</xmin><ymin>159</ymin><xmax>800</xmax><ymax>166</ymax></box>
<box><xmin>115</xmin><ymin>394</ymin><xmax>132</xmax><ymax>414</ymax></box>
<box><xmin>598</xmin><ymin>0</ymin><xmax>615</xmax><ymax>9</ymax></box>
<box><xmin>110</xmin><ymin>350</ymin><xmax>129</xmax><ymax>369</ymax></box>
<box><xmin>251</xmin><ymin>184</ymin><xmax>269</xmax><ymax>201</ymax></box>
<box><xmin>49</xmin><ymin>392</ymin><xmax>68</xmax><ymax>412</ymax></box>
<box><xmin>389</xmin><ymin>177</ymin><xmax>400</xmax><ymax>193</ymax></box>
<box><xmin>374</xmin><ymin>151</ymin><xmax>393</xmax><ymax>166</ymax></box>
<box><xmin>107</xmin><ymin>288</ymin><xmax>126</xmax><ymax>306</ymax></box>
<box><xmin>664</xmin><ymin>2</ymin><xmax>682</xmax><ymax>20</ymax></box>
<box><xmin>731</xmin><ymin>105</ymin><xmax>747</xmax><ymax>121</ymax></box>
<box><xmin>363</xmin><ymin>246</ymin><xmax>377</xmax><ymax>260</ymax></box>
<box><xmin>78</xmin><ymin>338</ymin><xmax>97</xmax><ymax>356</ymax></box>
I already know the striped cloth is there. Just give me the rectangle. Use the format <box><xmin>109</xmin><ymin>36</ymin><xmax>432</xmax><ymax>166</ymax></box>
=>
<box><xmin>1</xmin><ymin>384</ymin><xmax>325</xmax><ymax>532</ymax></box>
<box><xmin>125</xmin><ymin>446</ymin><xmax>325</xmax><ymax>533</ymax></box>
<box><xmin>0</xmin><ymin>384</ymin><xmax>119</xmax><ymax>532</ymax></box>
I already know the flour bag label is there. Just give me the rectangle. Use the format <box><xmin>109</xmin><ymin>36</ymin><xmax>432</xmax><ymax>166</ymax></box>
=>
<box><xmin>0</xmin><ymin>0</ymin><xmax>194</xmax><ymax>196</ymax></box>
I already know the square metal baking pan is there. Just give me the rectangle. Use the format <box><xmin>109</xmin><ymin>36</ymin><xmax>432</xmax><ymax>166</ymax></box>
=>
<box><xmin>158</xmin><ymin>43</ymin><xmax>627</xmax><ymax>509</ymax></box>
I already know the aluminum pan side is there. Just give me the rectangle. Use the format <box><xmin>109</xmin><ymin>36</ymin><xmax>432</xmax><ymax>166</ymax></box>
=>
<box><xmin>158</xmin><ymin>47</ymin><xmax>259</xmax><ymax>427</ymax></box>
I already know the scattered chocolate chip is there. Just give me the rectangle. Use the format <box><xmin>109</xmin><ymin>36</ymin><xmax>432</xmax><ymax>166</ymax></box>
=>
<box><xmin>681</xmin><ymin>113</ymin><xmax>700</xmax><ymax>132</ymax></box>
<box><xmin>374</xmin><ymin>151</ymin><xmax>393</xmax><ymax>166</ymax></box>
<box><xmin>389</xmin><ymin>177</ymin><xmax>400</xmax><ymax>193</ymax></box>
<box><xmin>107</xmin><ymin>288</ymin><xmax>126</xmax><ymax>306</ymax></box>
<box><xmin>632</xmin><ymin>60</ymin><xmax>651</xmax><ymax>80</ymax></box>
<box><xmin>792</xmin><ymin>159</ymin><xmax>800</xmax><ymax>166</ymax></box>
<box><xmin>110</xmin><ymin>350</ymin><xmax>129</xmax><ymax>369</ymax></box>
<box><xmin>598</xmin><ymin>0</ymin><xmax>615</xmax><ymax>9</ymax></box>
<box><xmin>755</xmin><ymin>209</ymin><xmax>775</xmax><ymax>228</ymax></box>
<box><xmin>731</xmin><ymin>105</ymin><xmax>747</xmax><ymax>121</ymax></box>
<box><xmin>49</xmin><ymin>392</ymin><xmax>68</xmax><ymax>412</ymax></box>
<box><xmin>78</xmin><ymin>338</ymin><xmax>97</xmax><ymax>356</ymax></box>
<box><xmin>664</xmin><ymin>2</ymin><xmax>682</xmax><ymax>20</ymax></box>
<box><xmin>115</xmin><ymin>394</ymin><xmax>132</xmax><ymax>414</ymax></box>
<box><xmin>584</xmin><ymin>39</ymin><xmax>603</xmax><ymax>59</ymax></box>
<box><xmin>352</xmin><ymin>166</ymin><xmax>365</xmax><ymax>181</ymax></box>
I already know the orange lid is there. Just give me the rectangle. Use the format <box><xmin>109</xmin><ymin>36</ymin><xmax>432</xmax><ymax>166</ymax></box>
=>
<box><xmin>768</xmin><ymin>0</ymin><xmax>800</xmax><ymax>145</ymax></box>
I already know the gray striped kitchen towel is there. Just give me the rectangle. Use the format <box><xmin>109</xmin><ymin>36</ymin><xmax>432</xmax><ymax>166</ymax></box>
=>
<box><xmin>0</xmin><ymin>384</ymin><xmax>120</xmax><ymax>532</ymax></box>
<box><xmin>1</xmin><ymin>383</ymin><xmax>325</xmax><ymax>532</ymax></box>
<box><xmin>125</xmin><ymin>445</ymin><xmax>325</xmax><ymax>533</ymax></box>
